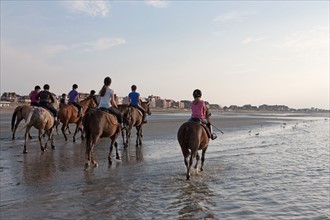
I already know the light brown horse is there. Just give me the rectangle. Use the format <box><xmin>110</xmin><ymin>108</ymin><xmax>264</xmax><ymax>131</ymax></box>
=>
<box><xmin>58</xmin><ymin>97</ymin><xmax>97</xmax><ymax>142</ymax></box>
<box><xmin>11</xmin><ymin>105</ymin><xmax>34</xmax><ymax>140</ymax></box>
<box><xmin>119</xmin><ymin>101</ymin><xmax>151</xmax><ymax>147</ymax></box>
<box><xmin>21</xmin><ymin>107</ymin><xmax>55</xmax><ymax>153</ymax></box>
<box><xmin>177</xmin><ymin>121</ymin><xmax>210</xmax><ymax>180</ymax></box>
<box><xmin>83</xmin><ymin>109</ymin><xmax>121</xmax><ymax>170</ymax></box>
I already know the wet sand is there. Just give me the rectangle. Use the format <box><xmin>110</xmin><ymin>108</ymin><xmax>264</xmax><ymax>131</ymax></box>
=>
<box><xmin>0</xmin><ymin>108</ymin><xmax>328</xmax><ymax>219</ymax></box>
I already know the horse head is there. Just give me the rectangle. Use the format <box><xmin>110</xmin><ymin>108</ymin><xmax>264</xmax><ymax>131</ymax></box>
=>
<box><xmin>142</xmin><ymin>101</ymin><xmax>151</xmax><ymax>115</ymax></box>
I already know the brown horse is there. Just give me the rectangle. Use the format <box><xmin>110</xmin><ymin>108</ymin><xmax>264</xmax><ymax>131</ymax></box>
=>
<box><xmin>11</xmin><ymin>105</ymin><xmax>34</xmax><ymax>140</ymax></box>
<box><xmin>119</xmin><ymin>101</ymin><xmax>151</xmax><ymax>147</ymax></box>
<box><xmin>177</xmin><ymin>121</ymin><xmax>210</xmax><ymax>180</ymax></box>
<box><xmin>83</xmin><ymin>109</ymin><xmax>121</xmax><ymax>170</ymax></box>
<box><xmin>58</xmin><ymin>97</ymin><xmax>97</xmax><ymax>142</ymax></box>
<box><xmin>21</xmin><ymin>107</ymin><xmax>55</xmax><ymax>153</ymax></box>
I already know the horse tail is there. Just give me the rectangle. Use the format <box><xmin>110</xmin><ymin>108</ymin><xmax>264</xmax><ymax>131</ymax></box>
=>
<box><xmin>21</xmin><ymin>109</ymin><xmax>34</xmax><ymax>131</ymax></box>
<box><xmin>11</xmin><ymin>106</ymin><xmax>22</xmax><ymax>131</ymax></box>
<box><xmin>183</xmin><ymin>125</ymin><xmax>190</xmax><ymax>147</ymax></box>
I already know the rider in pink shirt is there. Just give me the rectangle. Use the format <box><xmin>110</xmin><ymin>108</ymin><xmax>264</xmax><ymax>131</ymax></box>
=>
<box><xmin>190</xmin><ymin>89</ymin><xmax>217</xmax><ymax>140</ymax></box>
<box><xmin>29</xmin><ymin>85</ymin><xmax>41</xmax><ymax>106</ymax></box>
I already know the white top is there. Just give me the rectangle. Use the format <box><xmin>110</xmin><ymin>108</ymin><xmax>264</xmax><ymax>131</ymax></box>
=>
<box><xmin>98</xmin><ymin>87</ymin><xmax>114</xmax><ymax>109</ymax></box>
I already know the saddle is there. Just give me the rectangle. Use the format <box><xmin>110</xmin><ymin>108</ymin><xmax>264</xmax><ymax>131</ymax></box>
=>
<box><xmin>98</xmin><ymin>108</ymin><xmax>118</xmax><ymax>125</ymax></box>
<box><xmin>189</xmin><ymin>118</ymin><xmax>212</xmax><ymax>138</ymax></box>
<box><xmin>130</xmin><ymin>106</ymin><xmax>143</xmax><ymax>116</ymax></box>
<box><xmin>68</xmin><ymin>103</ymin><xmax>79</xmax><ymax>112</ymax></box>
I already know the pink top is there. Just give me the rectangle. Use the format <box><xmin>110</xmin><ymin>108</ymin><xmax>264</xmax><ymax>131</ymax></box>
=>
<box><xmin>29</xmin><ymin>90</ymin><xmax>39</xmax><ymax>103</ymax></box>
<box><xmin>191</xmin><ymin>100</ymin><xmax>206</xmax><ymax>119</ymax></box>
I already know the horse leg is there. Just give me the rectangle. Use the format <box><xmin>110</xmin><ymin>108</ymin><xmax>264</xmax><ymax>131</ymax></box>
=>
<box><xmin>187</xmin><ymin>151</ymin><xmax>197</xmax><ymax>180</ymax></box>
<box><xmin>108</xmin><ymin>138</ymin><xmax>120</xmax><ymax>165</ymax></box>
<box><xmin>55</xmin><ymin>119</ymin><xmax>60</xmax><ymax>135</ymax></box>
<box><xmin>138</xmin><ymin>126</ymin><xmax>143</xmax><ymax>145</ymax></box>
<box><xmin>84</xmin><ymin>134</ymin><xmax>92</xmax><ymax>170</ymax></box>
<box><xmin>23</xmin><ymin>126</ymin><xmax>31</xmax><ymax>153</ymax></box>
<box><xmin>200</xmin><ymin>148</ymin><xmax>207</xmax><ymax>171</ymax></box>
<box><xmin>39</xmin><ymin>129</ymin><xmax>46</xmax><ymax>152</ymax></box>
<box><xmin>47</xmin><ymin>129</ymin><xmax>55</xmax><ymax>149</ymax></box>
<box><xmin>135</xmin><ymin>126</ymin><xmax>142</xmax><ymax>146</ymax></box>
<box><xmin>125</xmin><ymin>125</ymin><xmax>132</xmax><ymax>148</ymax></box>
<box><xmin>121</xmin><ymin>129</ymin><xmax>125</xmax><ymax>145</ymax></box>
<box><xmin>73</xmin><ymin>124</ymin><xmax>79</xmax><ymax>143</ymax></box>
<box><xmin>194</xmin><ymin>152</ymin><xmax>200</xmax><ymax>169</ymax></box>
<box><xmin>90</xmin><ymin>136</ymin><xmax>99</xmax><ymax>167</ymax></box>
<box><xmin>79</xmin><ymin>126</ymin><xmax>84</xmax><ymax>141</ymax></box>
<box><xmin>61</xmin><ymin>122</ymin><xmax>68</xmax><ymax>141</ymax></box>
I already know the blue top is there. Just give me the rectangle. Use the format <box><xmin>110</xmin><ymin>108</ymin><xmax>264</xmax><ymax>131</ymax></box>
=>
<box><xmin>68</xmin><ymin>89</ymin><xmax>78</xmax><ymax>103</ymax></box>
<box><xmin>128</xmin><ymin>91</ymin><xmax>140</xmax><ymax>106</ymax></box>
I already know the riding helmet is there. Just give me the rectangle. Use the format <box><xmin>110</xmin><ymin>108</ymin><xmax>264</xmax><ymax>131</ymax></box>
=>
<box><xmin>73</xmin><ymin>84</ymin><xmax>78</xmax><ymax>89</ymax></box>
<box><xmin>193</xmin><ymin>89</ymin><xmax>202</xmax><ymax>98</ymax></box>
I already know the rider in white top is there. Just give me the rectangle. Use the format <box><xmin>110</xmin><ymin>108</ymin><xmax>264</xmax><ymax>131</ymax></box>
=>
<box><xmin>98</xmin><ymin>77</ymin><xmax>126</xmax><ymax>130</ymax></box>
<box><xmin>98</xmin><ymin>87</ymin><xmax>114</xmax><ymax>109</ymax></box>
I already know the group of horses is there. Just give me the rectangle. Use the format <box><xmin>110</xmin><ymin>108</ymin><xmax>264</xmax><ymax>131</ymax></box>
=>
<box><xmin>11</xmin><ymin>96</ymin><xmax>215</xmax><ymax>180</ymax></box>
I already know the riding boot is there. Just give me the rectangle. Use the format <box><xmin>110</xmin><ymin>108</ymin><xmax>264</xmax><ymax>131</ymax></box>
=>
<box><xmin>142</xmin><ymin>113</ymin><xmax>147</xmax><ymax>123</ymax></box>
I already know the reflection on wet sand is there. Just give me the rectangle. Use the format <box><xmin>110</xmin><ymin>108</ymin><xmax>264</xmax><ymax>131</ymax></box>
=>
<box><xmin>175</xmin><ymin>177</ymin><xmax>216</xmax><ymax>219</ymax></box>
<box><xmin>23</xmin><ymin>151</ymin><xmax>56</xmax><ymax>184</ymax></box>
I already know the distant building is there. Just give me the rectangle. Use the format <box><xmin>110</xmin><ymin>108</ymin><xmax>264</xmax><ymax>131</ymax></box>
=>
<box><xmin>1</xmin><ymin>92</ymin><xmax>19</xmax><ymax>102</ymax></box>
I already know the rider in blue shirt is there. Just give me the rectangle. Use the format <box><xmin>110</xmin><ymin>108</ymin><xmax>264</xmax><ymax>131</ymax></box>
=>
<box><xmin>128</xmin><ymin>85</ymin><xmax>147</xmax><ymax>123</ymax></box>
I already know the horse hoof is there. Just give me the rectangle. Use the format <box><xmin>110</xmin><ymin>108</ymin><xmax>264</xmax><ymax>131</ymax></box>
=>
<box><xmin>23</xmin><ymin>150</ymin><xmax>27</xmax><ymax>154</ymax></box>
<box><xmin>84</xmin><ymin>163</ymin><xmax>90</xmax><ymax>170</ymax></box>
<box><xmin>52</xmin><ymin>145</ymin><xmax>55</xmax><ymax>149</ymax></box>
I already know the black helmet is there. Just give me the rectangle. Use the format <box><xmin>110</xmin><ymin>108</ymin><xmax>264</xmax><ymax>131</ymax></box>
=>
<box><xmin>90</xmin><ymin>90</ymin><xmax>96</xmax><ymax>95</ymax></box>
<box><xmin>193</xmin><ymin>89</ymin><xmax>202</xmax><ymax>98</ymax></box>
<box><xmin>131</xmin><ymin>85</ymin><xmax>137</xmax><ymax>91</ymax></box>
<box><xmin>43</xmin><ymin>84</ymin><xmax>50</xmax><ymax>90</ymax></box>
<box><xmin>73</xmin><ymin>84</ymin><xmax>78</xmax><ymax>89</ymax></box>
<box><xmin>35</xmin><ymin>85</ymin><xmax>41</xmax><ymax>90</ymax></box>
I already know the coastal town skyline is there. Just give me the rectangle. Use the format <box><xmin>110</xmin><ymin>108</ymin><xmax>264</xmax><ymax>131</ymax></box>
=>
<box><xmin>1</xmin><ymin>91</ymin><xmax>328</xmax><ymax>112</ymax></box>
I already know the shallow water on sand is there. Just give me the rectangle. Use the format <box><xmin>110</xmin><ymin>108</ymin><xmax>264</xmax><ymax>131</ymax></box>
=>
<box><xmin>0</xmin><ymin>112</ymin><xmax>329</xmax><ymax>219</ymax></box>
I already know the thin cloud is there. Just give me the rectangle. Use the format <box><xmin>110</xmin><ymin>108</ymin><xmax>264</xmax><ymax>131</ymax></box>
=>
<box><xmin>214</xmin><ymin>11</ymin><xmax>256</xmax><ymax>24</ymax></box>
<box><xmin>64</xmin><ymin>0</ymin><xmax>110</xmax><ymax>17</ymax></box>
<box><xmin>242</xmin><ymin>37</ymin><xmax>265</xmax><ymax>44</ymax></box>
<box><xmin>83</xmin><ymin>38</ymin><xmax>126</xmax><ymax>51</ymax></box>
<box><xmin>144</xmin><ymin>0</ymin><xmax>169</xmax><ymax>8</ymax></box>
<box><xmin>275</xmin><ymin>26</ymin><xmax>329</xmax><ymax>53</ymax></box>
<box><xmin>42</xmin><ymin>44</ymin><xmax>70</xmax><ymax>56</ymax></box>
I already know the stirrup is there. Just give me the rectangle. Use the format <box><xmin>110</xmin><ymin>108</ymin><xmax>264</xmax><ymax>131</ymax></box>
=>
<box><xmin>211</xmin><ymin>133</ymin><xmax>217</xmax><ymax>140</ymax></box>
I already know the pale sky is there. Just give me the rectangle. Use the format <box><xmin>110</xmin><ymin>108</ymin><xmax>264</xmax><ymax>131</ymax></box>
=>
<box><xmin>1</xmin><ymin>0</ymin><xmax>329</xmax><ymax>109</ymax></box>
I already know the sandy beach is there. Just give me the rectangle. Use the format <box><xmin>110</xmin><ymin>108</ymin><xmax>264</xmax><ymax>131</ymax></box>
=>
<box><xmin>0</xmin><ymin>106</ymin><xmax>329</xmax><ymax>219</ymax></box>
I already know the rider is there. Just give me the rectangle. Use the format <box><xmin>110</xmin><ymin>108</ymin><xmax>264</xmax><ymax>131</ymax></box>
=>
<box><xmin>190</xmin><ymin>89</ymin><xmax>217</xmax><ymax>140</ymax></box>
<box><xmin>60</xmin><ymin>93</ymin><xmax>68</xmax><ymax>104</ymax></box>
<box><xmin>68</xmin><ymin>84</ymin><xmax>82</xmax><ymax>118</ymax></box>
<box><xmin>29</xmin><ymin>85</ymin><xmax>41</xmax><ymax>106</ymax></box>
<box><xmin>37</xmin><ymin>84</ymin><xmax>58</xmax><ymax>121</ymax></box>
<box><xmin>98</xmin><ymin>77</ymin><xmax>126</xmax><ymax>130</ymax></box>
<box><xmin>128</xmin><ymin>85</ymin><xmax>147</xmax><ymax>123</ymax></box>
<box><xmin>88</xmin><ymin>90</ymin><xmax>98</xmax><ymax>106</ymax></box>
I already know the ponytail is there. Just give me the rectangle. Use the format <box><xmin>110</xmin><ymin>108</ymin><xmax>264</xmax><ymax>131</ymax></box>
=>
<box><xmin>99</xmin><ymin>85</ymin><xmax>106</xmax><ymax>97</ymax></box>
